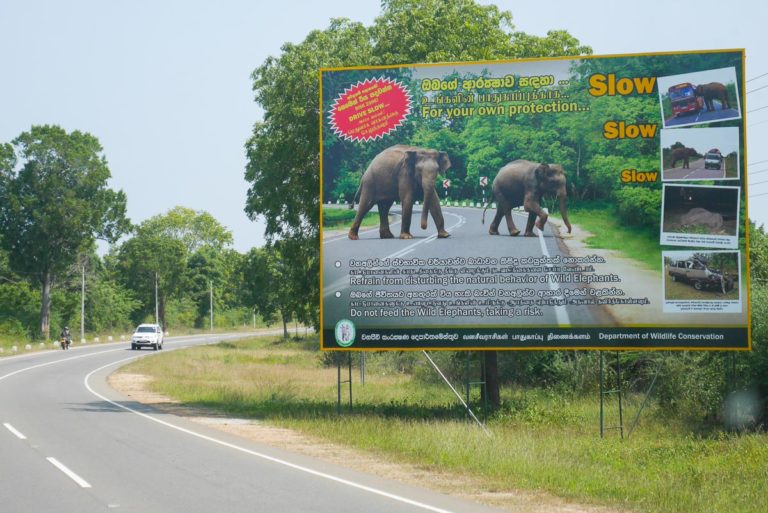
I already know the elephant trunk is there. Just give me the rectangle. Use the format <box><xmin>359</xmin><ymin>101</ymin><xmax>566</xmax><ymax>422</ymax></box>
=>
<box><xmin>420</xmin><ymin>182</ymin><xmax>432</xmax><ymax>230</ymax></box>
<box><xmin>558</xmin><ymin>193</ymin><xmax>572</xmax><ymax>234</ymax></box>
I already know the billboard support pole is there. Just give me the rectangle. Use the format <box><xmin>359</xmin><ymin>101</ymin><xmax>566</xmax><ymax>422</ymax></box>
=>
<box><xmin>336</xmin><ymin>352</ymin><xmax>352</xmax><ymax>414</ymax></box>
<box><xmin>464</xmin><ymin>352</ymin><xmax>488</xmax><ymax>420</ymax></box>
<box><xmin>424</xmin><ymin>351</ymin><xmax>490</xmax><ymax>437</ymax></box>
<box><xmin>627</xmin><ymin>357</ymin><xmax>661</xmax><ymax>438</ymax></box>
<box><xmin>599</xmin><ymin>351</ymin><xmax>604</xmax><ymax>437</ymax></box>
<box><xmin>599</xmin><ymin>351</ymin><xmax>624</xmax><ymax>438</ymax></box>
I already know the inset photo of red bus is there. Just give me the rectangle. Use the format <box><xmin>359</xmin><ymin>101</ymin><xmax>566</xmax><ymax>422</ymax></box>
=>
<box><xmin>657</xmin><ymin>67</ymin><xmax>741</xmax><ymax>128</ymax></box>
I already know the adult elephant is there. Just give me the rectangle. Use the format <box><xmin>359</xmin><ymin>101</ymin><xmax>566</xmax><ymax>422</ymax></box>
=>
<box><xmin>695</xmin><ymin>82</ymin><xmax>731</xmax><ymax>112</ymax></box>
<box><xmin>670</xmin><ymin>147</ymin><xmax>697</xmax><ymax>169</ymax></box>
<box><xmin>482</xmin><ymin>160</ymin><xmax>572</xmax><ymax>237</ymax></box>
<box><xmin>348</xmin><ymin>145</ymin><xmax>451</xmax><ymax>240</ymax></box>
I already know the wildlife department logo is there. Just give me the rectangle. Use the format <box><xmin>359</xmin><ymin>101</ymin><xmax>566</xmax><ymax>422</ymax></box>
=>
<box><xmin>334</xmin><ymin>319</ymin><xmax>356</xmax><ymax>347</ymax></box>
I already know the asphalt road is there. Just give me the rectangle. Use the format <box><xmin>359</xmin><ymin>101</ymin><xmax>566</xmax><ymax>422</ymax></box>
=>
<box><xmin>323</xmin><ymin>205</ymin><xmax>608</xmax><ymax>331</ymax></box>
<box><xmin>663</xmin><ymin>157</ymin><xmax>726</xmax><ymax>180</ymax></box>
<box><xmin>664</xmin><ymin>99</ymin><xmax>740</xmax><ymax>127</ymax></box>
<box><xmin>0</xmin><ymin>334</ymin><xmax>504</xmax><ymax>513</ymax></box>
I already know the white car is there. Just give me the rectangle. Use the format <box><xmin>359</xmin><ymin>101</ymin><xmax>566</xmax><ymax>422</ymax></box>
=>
<box><xmin>131</xmin><ymin>324</ymin><xmax>164</xmax><ymax>351</ymax></box>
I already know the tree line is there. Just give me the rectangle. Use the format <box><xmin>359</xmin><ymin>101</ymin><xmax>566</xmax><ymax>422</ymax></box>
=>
<box><xmin>0</xmin><ymin>126</ymin><xmax>306</xmax><ymax>340</ymax></box>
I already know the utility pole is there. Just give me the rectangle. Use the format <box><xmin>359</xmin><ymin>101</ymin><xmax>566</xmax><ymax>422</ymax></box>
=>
<box><xmin>155</xmin><ymin>272</ymin><xmax>159</xmax><ymax>325</ymax></box>
<box><xmin>210</xmin><ymin>280</ymin><xmax>213</xmax><ymax>331</ymax></box>
<box><xmin>80</xmin><ymin>265</ymin><xmax>85</xmax><ymax>343</ymax></box>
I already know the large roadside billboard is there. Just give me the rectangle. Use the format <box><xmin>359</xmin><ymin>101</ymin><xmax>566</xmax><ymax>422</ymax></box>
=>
<box><xmin>320</xmin><ymin>49</ymin><xmax>749</xmax><ymax>351</ymax></box>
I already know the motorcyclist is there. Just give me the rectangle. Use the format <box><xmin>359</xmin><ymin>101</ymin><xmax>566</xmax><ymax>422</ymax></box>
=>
<box><xmin>60</xmin><ymin>326</ymin><xmax>72</xmax><ymax>349</ymax></box>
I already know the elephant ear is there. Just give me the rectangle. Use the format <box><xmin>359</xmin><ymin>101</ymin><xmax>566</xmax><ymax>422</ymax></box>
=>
<box><xmin>535</xmin><ymin>163</ymin><xmax>550</xmax><ymax>182</ymax></box>
<box><xmin>438</xmin><ymin>152</ymin><xmax>452</xmax><ymax>172</ymax></box>
<box><xmin>403</xmin><ymin>150</ymin><xmax>418</xmax><ymax>178</ymax></box>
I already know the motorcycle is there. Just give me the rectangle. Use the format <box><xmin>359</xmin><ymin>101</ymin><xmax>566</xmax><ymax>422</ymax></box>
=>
<box><xmin>59</xmin><ymin>336</ymin><xmax>71</xmax><ymax>350</ymax></box>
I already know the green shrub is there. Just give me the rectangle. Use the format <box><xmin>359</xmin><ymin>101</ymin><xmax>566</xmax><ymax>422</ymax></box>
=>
<box><xmin>613</xmin><ymin>186</ymin><xmax>661</xmax><ymax>228</ymax></box>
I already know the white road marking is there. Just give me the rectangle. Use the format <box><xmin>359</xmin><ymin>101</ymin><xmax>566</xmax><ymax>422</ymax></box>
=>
<box><xmin>537</xmin><ymin>228</ymin><xmax>571</xmax><ymax>325</ymax></box>
<box><xmin>0</xmin><ymin>349</ymin><xmax>125</xmax><ymax>382</ymax></box>
<box><xmin>47</xmin><ymin>457</ymin><xmax>92</xmax><ymax>488</ymax></box>
<box><xmin>3</xmin><ymin>422</ymin><xmax>27</xmax><ymax>439</ymax></box>
<box><xmin>84</xmin><ymin>358</ymin><xmax>457</xmax><ymax>513</ymax></box>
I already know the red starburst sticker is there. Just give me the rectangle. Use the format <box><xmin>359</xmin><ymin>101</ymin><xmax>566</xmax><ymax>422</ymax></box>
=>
<box><xmin>328</xmin><ymin>77</ymin><xmax>412</xmax><ymax>142</ymax></box>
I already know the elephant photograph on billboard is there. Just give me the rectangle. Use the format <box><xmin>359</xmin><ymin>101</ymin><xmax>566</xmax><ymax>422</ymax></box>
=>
<box><xmin>660</xmin><ymin>126</ymin><xmax>740</xmax><ymax>181</ymax></box>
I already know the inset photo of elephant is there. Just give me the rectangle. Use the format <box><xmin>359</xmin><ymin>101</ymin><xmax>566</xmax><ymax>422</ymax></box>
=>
<box><xmin>658</xmin><ymin>66</ymin><xmax>741</xmax><ymax>128</ymax></box>
<box><xmin>482</xmin><ymin>160</ymin><xmax>572</xmax><ymax>237</ymax></box>
<box><xmin>661</xmin><ymin>184</ymin><xmax>740</xmax><ymax>249</ymax></box>
<box><xmin>347</xmin><ymin>144</ymin><xmax>451</xmax><ymax>240</ymax></box>
<box><xmin>661</xmin><ymin>127</ymin><xmax>740</xmax><ymax>181</ymax></box>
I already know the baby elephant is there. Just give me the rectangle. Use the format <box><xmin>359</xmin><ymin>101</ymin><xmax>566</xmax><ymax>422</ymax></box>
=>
<box><xmin>483</xmin><ymin>160</ymin><xmax>572</xmax><ymax>237</ymax></box>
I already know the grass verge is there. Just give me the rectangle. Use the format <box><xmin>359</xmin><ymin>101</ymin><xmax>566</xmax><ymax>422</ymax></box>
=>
<box><xmin>120</xmin><ymin>335</ymin><xmax>768</xmax><ymax>513</ymax></box>
<box><xmin>323</xmin><ymin>207</ymin><xmax>379</xmax><ymax>229</ymax></box>
<box><xmin>569</xmin><ymin>207</ymin><xmax>661</xmax><ymax>271</ymax></box>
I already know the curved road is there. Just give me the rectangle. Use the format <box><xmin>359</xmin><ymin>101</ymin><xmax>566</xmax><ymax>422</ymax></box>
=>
<box><xmin>1</xmin><ymin>334</ymin><xmax>503</xmax><ymax>513</ymax></box>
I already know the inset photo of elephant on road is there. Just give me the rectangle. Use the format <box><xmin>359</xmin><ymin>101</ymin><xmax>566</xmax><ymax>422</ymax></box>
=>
<box><xmin>661</xmin><ymin>126</ymin><xmax>740</xmax><ymax>181</ymax></box>
<box><xmin>658</xmin><ymin>66</ymin><xmax>742</xmax><ymax>128</ymax></box>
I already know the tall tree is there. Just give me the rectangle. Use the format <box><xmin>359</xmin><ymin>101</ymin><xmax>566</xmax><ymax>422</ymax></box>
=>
<box><xmin>245</xmin><ymin>0</ymin><xmax>591</xmax><ymax>406</ymax></box>
<box><xmin>0</xmin><ymin>125</ymin><xmax>130</xmax><ymax>339</ymax></box>
<box><xmin>115</xmin><ymin>206</ymin><xmax>234</xmax><ymax>328</ymax></box>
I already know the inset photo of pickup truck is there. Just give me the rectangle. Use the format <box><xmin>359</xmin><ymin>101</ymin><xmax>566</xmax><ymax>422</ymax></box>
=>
<box><xmin>663</xmin><ymin>251</ymin><xmax>741</xmax><ymax>310</ymax></box>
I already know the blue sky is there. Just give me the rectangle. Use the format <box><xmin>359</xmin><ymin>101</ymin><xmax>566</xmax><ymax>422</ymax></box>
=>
<box><xmin>1</xmin><ymin>1</ymin><xmax>766</xmax><ymax>252</ymax></box>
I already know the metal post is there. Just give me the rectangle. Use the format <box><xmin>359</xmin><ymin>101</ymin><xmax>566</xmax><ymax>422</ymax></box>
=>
<box><xmin>465</xmin><ymin>353</ymin><xmax>471</xmax><ymax>406</ymax></box>
<box><xmin>360</xmin><ymin>353</ymin><xmax>366</xmax><ymax>385</ymax></box>
<box><xmin>209</xmin><ymin>281</ymin><xmax>213</xmax><ymax>331</ymax></box>
<box><xmin>337</xmin><ymin>353</ymin><xmax>341</xmax><ymax>415</ymax></box>
<box><xmin>616</xmin><ymin>351</ymin><xmax>624</xmax><ymax>439</ymax></box>
<box><xmin>348</xmin><ymin>353</ymin><xmax>353</xmax><ymax>411</ymax></box>
<box><xmin>628</xmin><ymin>358</ymin><xmax>660</xmax><ymax>438</ymax></box>
<box><xmin>599</xmin><ymin>351</ymin><xmax>605</xmax><ymax>438</ymax></box>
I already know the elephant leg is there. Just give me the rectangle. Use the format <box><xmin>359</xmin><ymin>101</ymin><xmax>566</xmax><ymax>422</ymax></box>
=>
<box><xmin>427</xmin><ymin>193</ymin><xmax>449</xmax><ymax>238</ymax></box>
<box><xmin>377</xmin><ymin>200</ymin><xmax>395</xmax><ymax>238</ymax></box>
<box><xmin>348</xmin><ymin>189</ymin><xmax>376</xmax><ymax>240</ymax></box>
<box><xmin>524</xmin><ymin>194</ymin><xmax>547</xmax><ymax>236</ymax></box>
<box><xmin>504</xmin><ymin>210</ymin><xmax>520</xmax><ymax>236</ymax></box>
<box><xmin>489</xmin><ymin>197</ymin><xmax>509</xmax><ymax>235</ymax></box>
<box><xmin>524</xmin><ymin>211</ymin><xmax>538</xmax><ymax>236</ymax></box>
<box><xmin>399</xmin><ymin>188</ymin><xmax>414</xmax><ymax>239</ymax></box>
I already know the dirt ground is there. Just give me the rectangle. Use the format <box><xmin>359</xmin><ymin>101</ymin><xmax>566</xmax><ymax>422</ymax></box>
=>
<box><xmin>108</xmin><ymin>371</ymin><xmax>624</xmax><ymax>513</ymax></box>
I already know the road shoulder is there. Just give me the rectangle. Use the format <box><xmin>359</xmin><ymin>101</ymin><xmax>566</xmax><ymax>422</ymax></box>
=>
<box><xmin>109</xmin><ymin>371</ymin><xmax>624</xmax><ymax>513</ymax></box>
